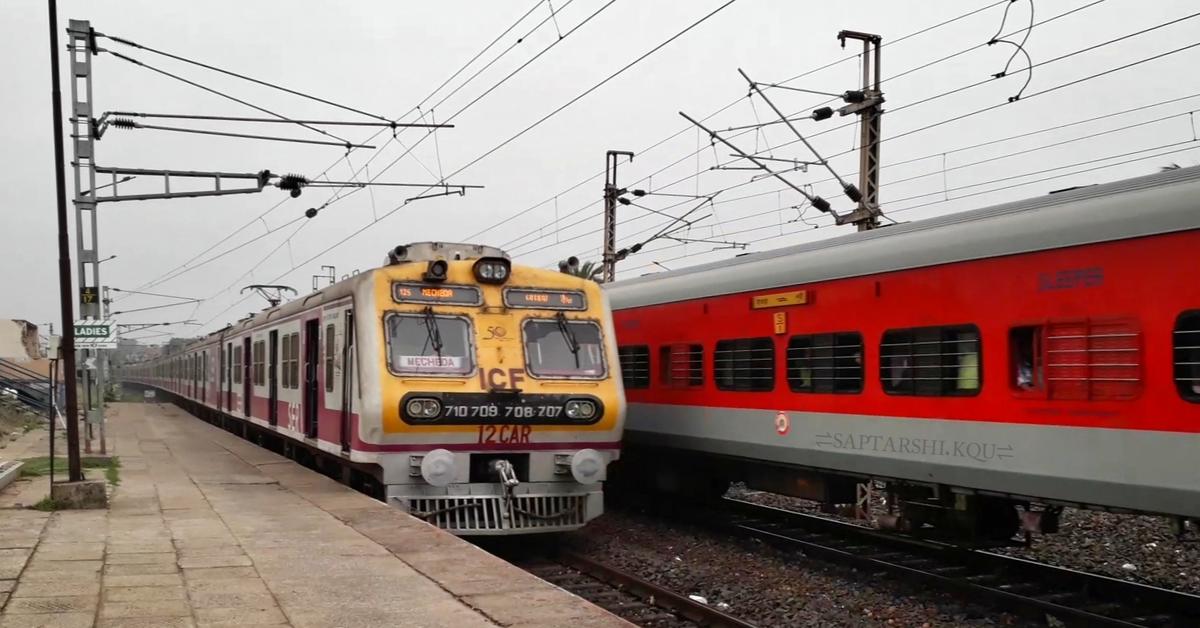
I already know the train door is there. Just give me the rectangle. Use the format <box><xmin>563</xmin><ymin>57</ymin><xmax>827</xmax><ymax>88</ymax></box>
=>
<box><xmin>242</xmin><ymin>338</ymin><xmax>251</xmax><ymax>416</ymax></box>
<box><xmin>218</xmin><ymin>344</ymin><xmax>225</xmax><ymax>412</ymax></box>
<box><xmin>303</xmin><ymin>319</ymin><xmax>319</xmax><ymax>439</ymax></box>
<box><xmin>201</xmin><ymin>351</ymin><xmax>207</xmax><ymax>405</ymax></box>
<box><xmin>339</xmin><ymin>309</ymin><xmax>354</xmax><ymax>453</ymax></box>
<box><xmin>268</xmin><ymin>330</ymin><xmax>279</xmax><ymax>426</ymax></box>
<box><xmin>224</xmin><ymin>342</ymin><xmax>232</xmax><ymax>411</ymax></box>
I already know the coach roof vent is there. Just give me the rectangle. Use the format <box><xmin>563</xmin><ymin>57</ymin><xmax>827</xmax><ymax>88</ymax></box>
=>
<box><xmin>385</xmin><ymin>242</ymin><xmax>509</xmax><ymax>266</ymax></box>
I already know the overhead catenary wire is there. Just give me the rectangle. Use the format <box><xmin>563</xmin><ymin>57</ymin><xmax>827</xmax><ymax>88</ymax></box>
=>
<box><xmin>499</xmin><ymin>0</ymin><xmax>1105</xmax><ymax>254</ymax></box>
<box><xmin>128</xmin><ymin>1</ymin><xmax>558</xmax><ymax>298</ymax></box>
<box><xmin>533</xmin><ymin>94</ymin><xmax>1200</xmax><ymax>264</ymax></box>
<box><xmin>196</xmin><ymin>0</ymin><xmax>742</xmax><ymax>332</ymax></box>
<box><xmin>470</xmin><ymin>0</ymin><xmax>1014</xmax><ymax>242</ymax></box>
<box><xmin>527</xmin><ymin>23</ymin><xmax>1200</xmax><ymax>259</ymax></box>
<box><xmin>186</xmin><ymin>0</ymin><xmax>612</xmax><ymax>323</ymax></box>
<box><xmin>106</xmin><ymin>118</ymin><xmax>377</xmax><ymax>149</ymax></box>
<box><xmin>101</xmin><ymin>33</ymin><xmax>394</xmax><ymax>123</ymax></box>
<box><xmin>621</xmin><ymin>140</ymin><xmax>1200</xmax><ymax>272</ymax></box>
<box><xmin>103</xmin><ymin>50</ymin><xmax>354</xmax><ymax>146</ymax></box>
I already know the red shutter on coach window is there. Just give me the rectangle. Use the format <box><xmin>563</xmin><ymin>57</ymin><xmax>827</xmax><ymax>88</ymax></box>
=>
<box><xmin>1045</xmin><ymin>318</ymin><xmax>1140</xmax><ymax>401</ymax></box>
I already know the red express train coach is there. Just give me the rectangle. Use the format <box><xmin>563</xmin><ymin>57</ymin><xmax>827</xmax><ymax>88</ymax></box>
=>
<box><xmin>604</xmin><ymin>166</ymin><xmax>1200</xmax><ymax>539</ymax></box>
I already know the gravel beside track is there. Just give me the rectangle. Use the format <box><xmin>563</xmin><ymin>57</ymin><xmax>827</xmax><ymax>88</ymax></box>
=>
<box><xmin>728</xmin><ymin>485</ymin><xmax>1200</xmax><ymax>596</ymax></box>
<box><xmin>563</xmin><ymin>510</ymin><xmax>1030</xmax><ymax>627</ymax></box>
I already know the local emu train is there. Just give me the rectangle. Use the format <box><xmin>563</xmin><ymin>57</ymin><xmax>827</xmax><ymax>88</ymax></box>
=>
<box><xmin>123</xmin><ymin>242</ymin><xmax>626</xmax><ymax>535</ymax></box>
<box><xmin>606</xmin><ymin>166</ymin><xmax>1200</xmax><ymax>539</ymax></box>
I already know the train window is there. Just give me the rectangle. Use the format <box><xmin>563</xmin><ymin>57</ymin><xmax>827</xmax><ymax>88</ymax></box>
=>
<box><xmin>253</xmin><ymin>341</ymin><xmax>265</xmax><ymax>385</ymax></box>
<box><xmin>659</xmin><ymin>344</ymin><xmax>703</xmax><ymax>388</ymax></box>
<box><xmin>881</xmin><ymin>325</ymin><xmax>980</xmax><ymax>396</ymax></box>
<box><xmin>1045</xmin><ymin>318</ymin><xmax>1140</xmax><ymax>401</ymax></box>
<box><xmin>714</xmin><ymin>338</ymin><xmax>775</xmax><ymax>392</ymax></box>
<box><xmin>523</xmin><ymin>318</ymin><xmax>606</xmax><ymax>379</ymax></box>
<box><xmin>232</xmin><ymin>346</ymin><xmax>242</xmax><ymax>385</ymax></box>
<box><xmin>325</xmin><ymin>324</ymin><xmax>336</xmax><ymax>393</ymax></box>
<box><xmin>787</xmin><ymin>332</ymin><xmax>863</xmax><ymax>394</ymax></box>
<box><xmin>386</xmin><ymin>313</ymin><xmax>474</xmax><ymax>375</ymax></box>
<box><xmin>289</xmin><ymin>333</ymin><xmax>301</xmax><ymax>390</ymax></box>
<box><xmin>281</xmin><ymin>335</ymin><xmax>293</xmax><ymax>389</ymax></box>
<box><xmin>618</xmin><ymin>346</ymin><xmax>650</xmax><ymax>389</ymax></box>
<box><xmin>1010</xmin><ymin>326</ymin><xmax>1044</xmax><ymax>392</ymax></box>
<box><xmin>1175</xmin><ymin>311</ymin><xmax>1200</xmax><ymax>403</ymax></box>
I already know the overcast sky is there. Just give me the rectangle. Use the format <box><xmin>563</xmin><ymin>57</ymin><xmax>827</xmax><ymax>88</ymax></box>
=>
<box><xmin>2</xmin><ymin>0</ymin><xmax>1197</xmax><ymax>341</ymax></box>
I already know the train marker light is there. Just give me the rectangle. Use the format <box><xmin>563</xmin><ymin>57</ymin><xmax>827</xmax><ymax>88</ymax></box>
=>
<box><xmin>423</xmin><ymin>260</ymin><xmax>449</xmax><ymax>282</ymax></box>
<box><xmin>473</xmin><ymin>258</ymin><xmax>511</xmax><ymax>284</ymax></box>
<box><xmin>565</xmin><ymin>399</ymin><xmax>596</xmax><ymax>420</ymax></box>
<box><xmin>570</xmin><ymin>449</ymin><xmax>604</xmax><ymax>485</ymax></box>
<box><xmin>420</xmin><ymin>449</ymin><xmax>456</xmax><ymax>487</ymax></box>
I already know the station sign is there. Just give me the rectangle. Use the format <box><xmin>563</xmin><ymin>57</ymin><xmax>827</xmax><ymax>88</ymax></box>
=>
<box><xmin>74</xmin><ymin>319</ymin><xmax>118</xmax><ymax>349</ymax></box>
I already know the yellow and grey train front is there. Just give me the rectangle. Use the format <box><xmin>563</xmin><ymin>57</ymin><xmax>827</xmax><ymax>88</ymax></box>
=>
<box><xmin>364</xmin><ymin>242</ymin><xmax>625</xmax><ymax>535</ymax></box>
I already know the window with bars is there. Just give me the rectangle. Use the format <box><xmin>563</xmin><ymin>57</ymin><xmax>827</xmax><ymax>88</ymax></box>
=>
<box><xmin>714</xmin><ymin>337</ymin><xmax>775</xmax><ymax>392</ymax></box>
<box><xmin>253</xmin><ymin>341</ymin><xmax>265</xmax><ymax>386</ymax></box>
<box><xmin>325</xmin><ymin>324</ymin><xmax>336</xmax><ymax>393</ymax></box>
<box><xmin>1175</xmin><ymin>311</ymin><xmax>1200</xmax><ymax>403</ymax></box>
<box><xmin>232</xmin><ymin>345</ymin><xmax>242</xmax><ymax>384</ymax></box>
<box><xmin>290</xmin><ymin>333</ymin><xmax>300</xmax><ymax>390</ymax></box>
<box><xmin>618</xmin><ymin>346</ymin><xmax>650</xmax><ymax>389</ymax></box>
<box><xmin>787</xmin><ymin>332</ymin><xmax>863</xmax><ymax>394</ymax></box>
<box><xmin>881</xmin><ymin>325</ymin><xmax>980</xmax><ymax>396</ymax></box>
<box><xmin>1044</xmin><ymin>318</ymin><xmax>1140</xmax><ymax>401</ymax></box>
<box><xmin>281</xmin><ymin>335</ymin><xmax>292</xmax><ymax>389</ymax></box>
<box><xmin>659</xmin><ymin>344</ymin><xmax>704</xmax><ymax>388</ymax></box>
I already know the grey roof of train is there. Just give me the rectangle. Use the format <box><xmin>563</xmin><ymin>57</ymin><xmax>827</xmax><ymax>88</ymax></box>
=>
<box><xmin>604</xmin><ymin>165</ymin><xmax>1200</xmax><ymax>309</ymax></box>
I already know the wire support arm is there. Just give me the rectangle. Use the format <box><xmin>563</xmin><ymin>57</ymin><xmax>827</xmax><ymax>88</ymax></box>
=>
<box><xmin>738</xmin><ymin>68</ymin><xmax>861</xmax><ymax>203</ymax></box>
<box><xmin>103</xmin><ymin>111</ymin><xmax>453</xmax><ymax>129</ymax></box>
<box><xmin>100</xmin><ymin>33</ymin><xmax>392</xmax><ymax>124</ymax></box>
<box><xmin>90</xmin><ymin>166</ymin><xmax>271</xmax><ymax>202</ymax></box>
<box><xmin>100</xmin><ymin>117</ymin><xmax>377</xmax><ymax>149</ymax></box>
<box><xmin>679</xmin><ymin>111</ymin><xmax>840</xmax><ymax>219</ymax></box>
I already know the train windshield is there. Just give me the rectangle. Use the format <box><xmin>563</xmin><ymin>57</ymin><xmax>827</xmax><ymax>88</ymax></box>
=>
<box><xmin>386</xmin><ymin>312</ymin><xmax>474</xmax><ymax>375</ymax></box>
<box><xmin>523</xmin><ymin>317</ymin><xmax>606</xmax><ymax>379</ymax></box>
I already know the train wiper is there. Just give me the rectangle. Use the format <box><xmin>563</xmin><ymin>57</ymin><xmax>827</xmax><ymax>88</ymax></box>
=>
<box><xmin>555</xmin><ymin>311</ymin><xmax>581</xmax><ymax>369</ymax></box>
<box><xmin>422</xmin><ymin>306</ymin><xmax>444</xmax><ymax>358</ymax></box>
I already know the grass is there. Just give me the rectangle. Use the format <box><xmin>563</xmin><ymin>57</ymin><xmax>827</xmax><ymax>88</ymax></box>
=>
<box><xmin>19</xmin><ymin>456</ymin><xmax>121</xmax><ymax>486</ymax></box>
<box><xmin>31</xmin><ymin>496</ymin><xmax>69</xmax><ymax>512</ymax></box>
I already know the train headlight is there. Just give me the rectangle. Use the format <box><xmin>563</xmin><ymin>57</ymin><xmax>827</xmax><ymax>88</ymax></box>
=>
<box><xmin>570</xmin><ymin>449</ymin><xmax>604</xmax><ymax>485</ymax></box>
<box><xmin>420</xmin><ymin>449</ymin><xmax>456</xmax><ymax>487</ymax></box>
<box><xmin>473</xmin><ymin>257</ymin><xmax>511</xmax><ymax>284</ymax></box>
<box><xmin>564</xmin><ymin>399</ymin><xmax>596</xmax><ymax>420</ymax></box>
<box><xmin>404</xmin><ymin>397</ymin><xmax>442</xmax><ymax>420</ymax></box>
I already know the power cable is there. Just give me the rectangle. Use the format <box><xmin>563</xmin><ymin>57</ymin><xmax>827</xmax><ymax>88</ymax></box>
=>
<box><xmin>198</xmin><ymin>0</ymin><xmax>741</xmax><ymax>331</ymax></box>
<box><xmin>102</xmin><ymin>33</ymin><xmax>392</xmax><ymax>122</ymax></box>
<box><xmin>472</xmin><ymin>0</ymin><xmax>1013</xmax><ymax>242</ymax></box>
<box><xmin>127</xmin><ymin>1</ymin><xmax>556</xmax><ymax>296</ymax></box>
<box><xmin>622</xmin><ymin>140</ymin><xmax>1200</xmax><ymax>271</ymax></box>
<box><xmin>103</xmin><ymin>50</ymin><xmax>353</xmax><ymax>145</ymax></box>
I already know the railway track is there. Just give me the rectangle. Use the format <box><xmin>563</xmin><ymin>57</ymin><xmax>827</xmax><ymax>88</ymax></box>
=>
<box><xmin>518</xmin><ymin>551</ymin><xmax>758</xmax><ymax>628</ymax></box>
<box><xmin>719</xmin><ymin>497</ymin><xmax>1200</xmax><ymax>627</ymax></box>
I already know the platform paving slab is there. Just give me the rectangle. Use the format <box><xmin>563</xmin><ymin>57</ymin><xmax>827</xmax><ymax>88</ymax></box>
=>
<box><xmin>1</xmin><ymin>402</ymin><xmax>630</xmax><ymax>627</ymax></box>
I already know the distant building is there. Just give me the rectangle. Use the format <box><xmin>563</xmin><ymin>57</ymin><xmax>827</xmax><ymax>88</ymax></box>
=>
<box><xmin>0</xmin><ymin>320</ymin><xmax>41</xmax><ymax>360</ymax></box>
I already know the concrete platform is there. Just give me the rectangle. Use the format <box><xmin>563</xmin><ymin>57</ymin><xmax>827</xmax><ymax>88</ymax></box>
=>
<box><xmin>0</xmin><ymin>402</ymin><xmax>630</xmax><ymax>627</ymax></box>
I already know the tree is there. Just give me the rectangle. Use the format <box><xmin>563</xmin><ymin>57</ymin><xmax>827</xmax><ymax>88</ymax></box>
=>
<box><xmin>566</xmin><ymin>260</ymin><xmax>603</xmax><ymax>282</ymax></box>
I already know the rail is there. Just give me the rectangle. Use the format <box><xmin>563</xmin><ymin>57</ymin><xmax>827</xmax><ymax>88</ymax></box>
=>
<box><xmin>518</xmin><ymin>551</ymin><xmax>758</xmax><ymax>627</ymax></box>
<box><xmin>720</xmin><ymin>497</ymin><xmax>1200</xmax><ymax>627</ymax></box>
